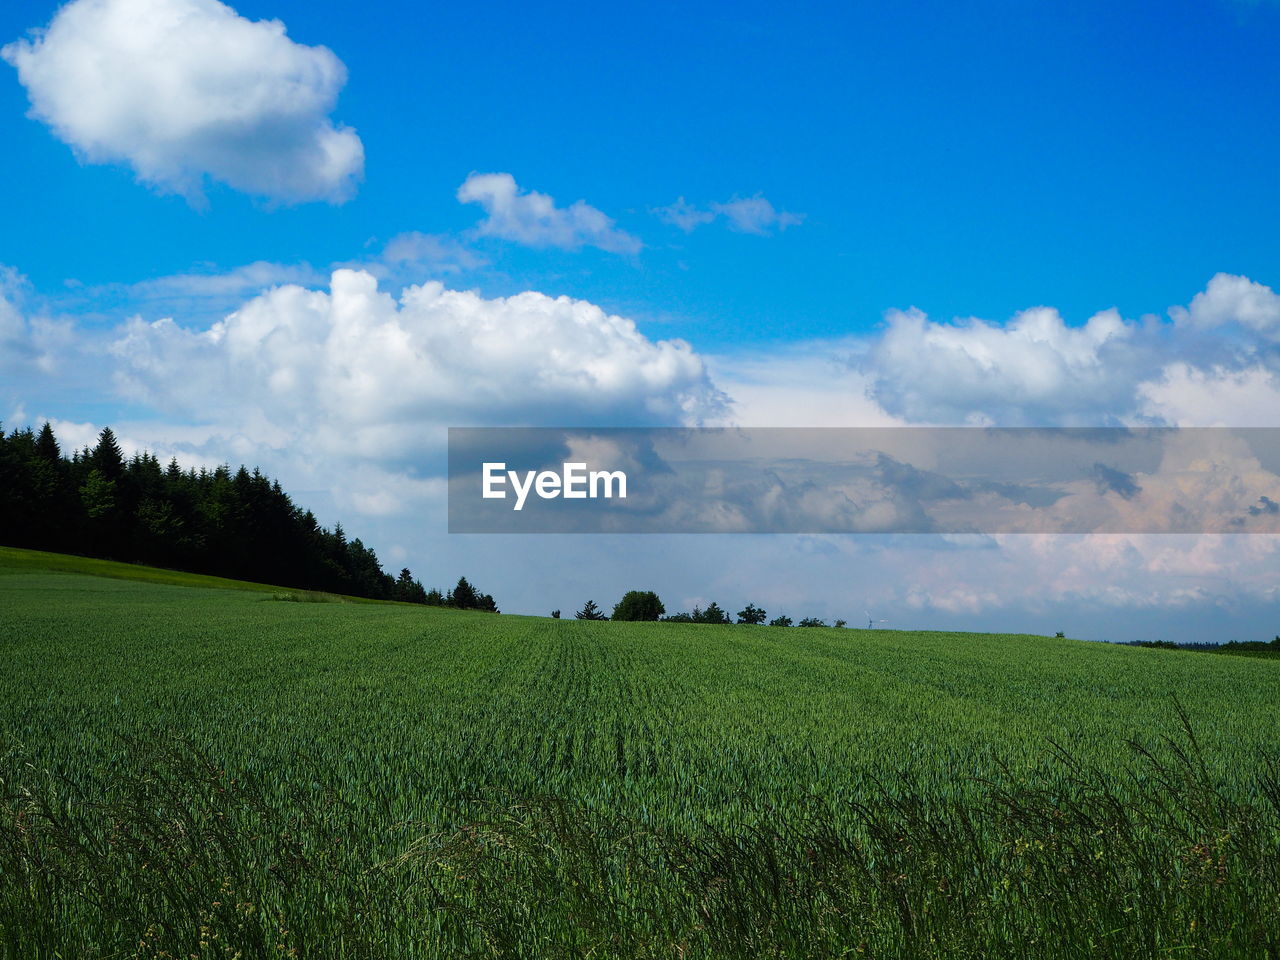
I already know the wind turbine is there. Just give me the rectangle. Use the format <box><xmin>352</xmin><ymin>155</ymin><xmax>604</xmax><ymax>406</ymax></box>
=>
<box><xmin>866</xmin><ymin>610</ymin><xmax>888</xmax><ymax>629</ymax></box>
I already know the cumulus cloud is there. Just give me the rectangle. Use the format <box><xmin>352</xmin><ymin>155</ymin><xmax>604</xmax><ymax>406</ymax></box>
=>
<box><xmin>2</xmin><ymin>0</ymin><xmax>363</xmax><ymax>204</ymax></box>
<box><xmin>655</xmin><ymin>194</ymin><xmax>804</xmax><ymax>235</ymax></box>
<box><xmin>707</xmin><ymin>339</ymin><xmax>900</xmax><ymax>427</ymax></box>
<box><xmin>706</xmin><ymin>272</ymin><xmax>1280</xmax><ymax>431</ymax></box>
<box><xmin>110</xmin><ymin>270</ymin><xmax>726</xmax><ymax>470</ymax></box>
<box><xmin>1136</xmin><ymin>363</ymin><xmax>1280</xmax><ymax>427</ymax></box>
<box><xmin>865</xmin><ymin>305</ymin><xmax>1143</xmax><ymax>425</ymax></box>
<box><xmin>457</xmin><ymin>173</ymin><xmax>641</xmax><ymax>254</ymax></box>
<box><xmin>1170</xmin><ymin>272</ymin><xmax>1280</xmax><ymax>337</ymax></box>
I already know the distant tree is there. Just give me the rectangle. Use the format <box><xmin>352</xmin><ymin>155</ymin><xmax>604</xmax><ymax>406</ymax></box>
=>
<box><xmin>1055</xmin><ymin>631</ymin><xmax>1066</xmax><ymax>639</ymax></box>
<box><xmin>768</xmin><ymin>615</ymin><xmax>793</xmax><ymax>627</ymax></box>
<box><xmin>448</xmin><ymin>576</ymin><xmax>478</xmax><ymax>609</ymax></box>
<box><xmin>612</xmin><ymin>590</ymin><xmax>665</xmax><ymax>621</ymax></box>
<box><xmin>661</xmin><ymin>612</ymin><xmax>695</xmax><ymax>623</ymax></box>
<box><xmin>696</xmin><ymin>602</ymin><xmax>731</xmax><ymax>625</ymax></box>
<box><xmin>446</xmin><ymin>577</ymin><xmax>496</xmax><ymax>611</ymax></box>
<box><xmin>575</xmin><ymin>599</ymin><xmax>607</xmax><ymax>620</ymax></box>
<box><xmin>34</xmin><ymin>422</ymin><xmax>60</xmax><ymax>462</ymax></box>
<box><xmin>736</xmin><ymin>603</ymin><xmax>767</xmax><ymax>625</ymax></box>
<box><xmin>90</xmin><ymin>427</ymin><xmax>125</xmax><ymax>480</ymax></box>
<box><xmin>394</xmin><ymin>568</ymin><xmax>429</xmax><ymax>604</ymax></box>
<box><xmin>834</xmin><ymin>619</ymin><xmax>847</xmax><ymax>628</ymax></box>
<box><xmin>798</xmin><ymin>617</ymin><xmax>826</xmax><ymax>628</ymax></box>
<box><xmin>551</xmin><ymin>609</ymin><xmax>561</xmax><ymax>619</ymax></box>
<box><xmin>424</xmin><ymin>588</ymin><xmax>445</xmax><ymax>606</ymax></box>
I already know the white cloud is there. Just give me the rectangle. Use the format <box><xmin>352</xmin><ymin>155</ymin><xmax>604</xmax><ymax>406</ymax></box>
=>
<box><xmin>0</xmin><ymin>266</ymin><xmax>73</xmax><ymax>375</ymax></box>
<box><xmin>655</xmin><ymin>193</ymin><xmax>804</xmax><ymax>235</ymax></box>
<box><xmin>707</xmin><ymin>339</ymin><xmax>901</xmax><ymax>427</ymax></box>
<box><xmin>378</xmin><ymin>233</ymin><xmax>487</xmax><ymax>276</ymax></box>
<box><xmin>1170</xmin><ymin>272</ymin><xmax>1280</xmax><ymax>336</ymax></box>
<box><xmin>457</xmin><ymin>173</ymin><xmax>641</xmax><ymax>254</ymax></box>
<box><xmin>712</xmin><ymin>195</ymin><xmax>805</xmax><ymax>234</ymax></box>
<box><xmin>653</xmin><ymin>197</ymin><xmax>716</xmax><ymax>233</ymax></box>
<box><xmin>0</xmin><ymin>269</ymin><xmax>25</xmax><ymax>352</ymax></box>
<box><xmin>110</xmin><ymin>269</ymin><xmax>726</xmax><ymax>468</ymax></box>
<box><xmin>1136</xmin><ymin>363</ymin><xmax>1280</xmax><ymax>427</ymax></box>
<box><xmin>2</xmin><ymin>0</ymin><xmax>363</xmax><ymax>204</ymax></box>
<box><xmin>128</xmin><ymin>262</ymin><xmax>325</xmax><ymax>300</ymax></box>
<box><xmin>865</xmin><ymin>305</ymin><xmax>1142</xmax><ymax>425</ymax></box>
<box><xmin>708</xmin><ymin>273</ymin><xmax>1280</xmax><ymax>430</ymax></box>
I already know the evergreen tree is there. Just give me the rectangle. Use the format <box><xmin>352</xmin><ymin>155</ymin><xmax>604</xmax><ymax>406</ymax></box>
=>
<box><xmin>449</xmin><ymin>576</ymin><xmax>480</xmax><ymax>609</ymax></box>
<box><xmin>575</xmin><ymin>599</ymin><xmax>607</xmax><ymax>620</ymax></box>
<box><xmin>80</xmin><ymin>470</ymin><xmax>116</xmax><ymax>520</ymax></box>
<box><xmin>696</xmin><ymin>601</ymin><xmax>731</xmax><ymax>625</ymax></box>
<box><xmin>34</xmin><ymin>422</ymin><xmax>60</xmax><ymax>462</ymax></box>
<box><xmin>90</xmin><ymin>428</ymin><xmax>125</xmax><ymax>480</ymax></box>
<box><xmin>395</xmin><ymin>568</ymin><xmax>429</xmax><ymax>603</ymax></box>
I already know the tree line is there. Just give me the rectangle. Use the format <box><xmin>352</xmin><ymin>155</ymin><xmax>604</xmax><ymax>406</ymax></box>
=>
<box><xmin>0</xmin><ymin>422</ymin><xmax>496</xmax><ymax>610</ymax></box>
<box><xmin>562</xmin><ymin>591</ymin><xmax>848</xmax><ymax>628</ymax></box>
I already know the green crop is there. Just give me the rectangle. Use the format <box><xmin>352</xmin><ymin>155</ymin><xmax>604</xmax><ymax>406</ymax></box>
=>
<box><xmin>1</xmin><ymin>547</ymin><xmax>1278</xmax><ymax>958</ymax></box>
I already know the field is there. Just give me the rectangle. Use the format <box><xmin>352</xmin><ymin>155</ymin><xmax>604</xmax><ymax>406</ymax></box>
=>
<box><xmin>2</xmin><ymin>547</ymin><xmax>1279</xmax><ymax>959</ymax></box>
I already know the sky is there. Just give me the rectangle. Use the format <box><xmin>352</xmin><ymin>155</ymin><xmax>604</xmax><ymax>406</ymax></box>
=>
<box><xmin>2</xmin><ymin>0</ymin><xmax>1280</xmax><ymax>641</ymax></box>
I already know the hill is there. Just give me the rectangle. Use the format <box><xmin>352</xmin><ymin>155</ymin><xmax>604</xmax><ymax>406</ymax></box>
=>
<box><xmin>0</xmin><ymin>422</ymin><xmax>495</xmax><ymax>610</ymax></box>
<box><xmin>2</xmin><ymin>549</ymin><xmax>1279</xmax><ymax>958</ymax></box>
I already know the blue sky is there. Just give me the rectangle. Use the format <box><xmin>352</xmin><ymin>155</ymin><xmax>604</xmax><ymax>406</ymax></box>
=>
<box><xmin>5</xmin><ymin>0</ymin><xmax>1280</xmax><ymax>345</ymax></box>
<box><xmin>3</xmin><ymin>0</ymin><xmax>1280</xmax><ymax>640</ymax></box>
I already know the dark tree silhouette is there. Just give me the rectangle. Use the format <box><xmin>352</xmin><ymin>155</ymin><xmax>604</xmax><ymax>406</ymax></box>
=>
<box><xmin>696</xmin><ymin>602</ymin><xmax>731</xmax><ymax>625</ymax></box>
<box><xmin>575</xmin><ymin>600</ymin><xmax>607</xmax><ymax>620</ymax></box>
<box><xmin>612</xmin><ymin>590</ymin><xmax>665</xmax><ymax>621</ymax></box>
<box><xmin>769</xmin><ymin>615</ymin><xmax>793</xmax><ymax>627</ymax></box>
<box><xmin>737</xmin><ymin>603</ymin><xmax>767</xmax><ymax>625</ymax></box>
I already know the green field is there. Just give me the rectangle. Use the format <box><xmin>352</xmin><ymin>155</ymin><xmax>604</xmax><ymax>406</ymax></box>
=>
<box><xmin>2</xmin><ymin>547</ymin><xmax>1279</xmax><ymax>958</ymax></box>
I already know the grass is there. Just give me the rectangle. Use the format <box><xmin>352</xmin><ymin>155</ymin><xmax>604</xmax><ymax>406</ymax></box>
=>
<box><xmin>0</xmin><ymin>545</ymin><xmax>380</xmax><ymax>602</ymax></box>
<box><xmin>2</xmin><ymin>547</ymin><xmax>1279</xmax><ymax>958</ymax></box>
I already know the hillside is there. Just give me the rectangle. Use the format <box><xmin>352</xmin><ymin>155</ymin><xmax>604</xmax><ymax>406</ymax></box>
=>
<box><xmin>0</xmin><ymin>544</ymin><xmax>390</xmax><ymax>600</ymax></box>
<box><xmin>2</xmin><ymin>548</ymin><xmax>1279</xmax><ymax>958</ymax></box>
